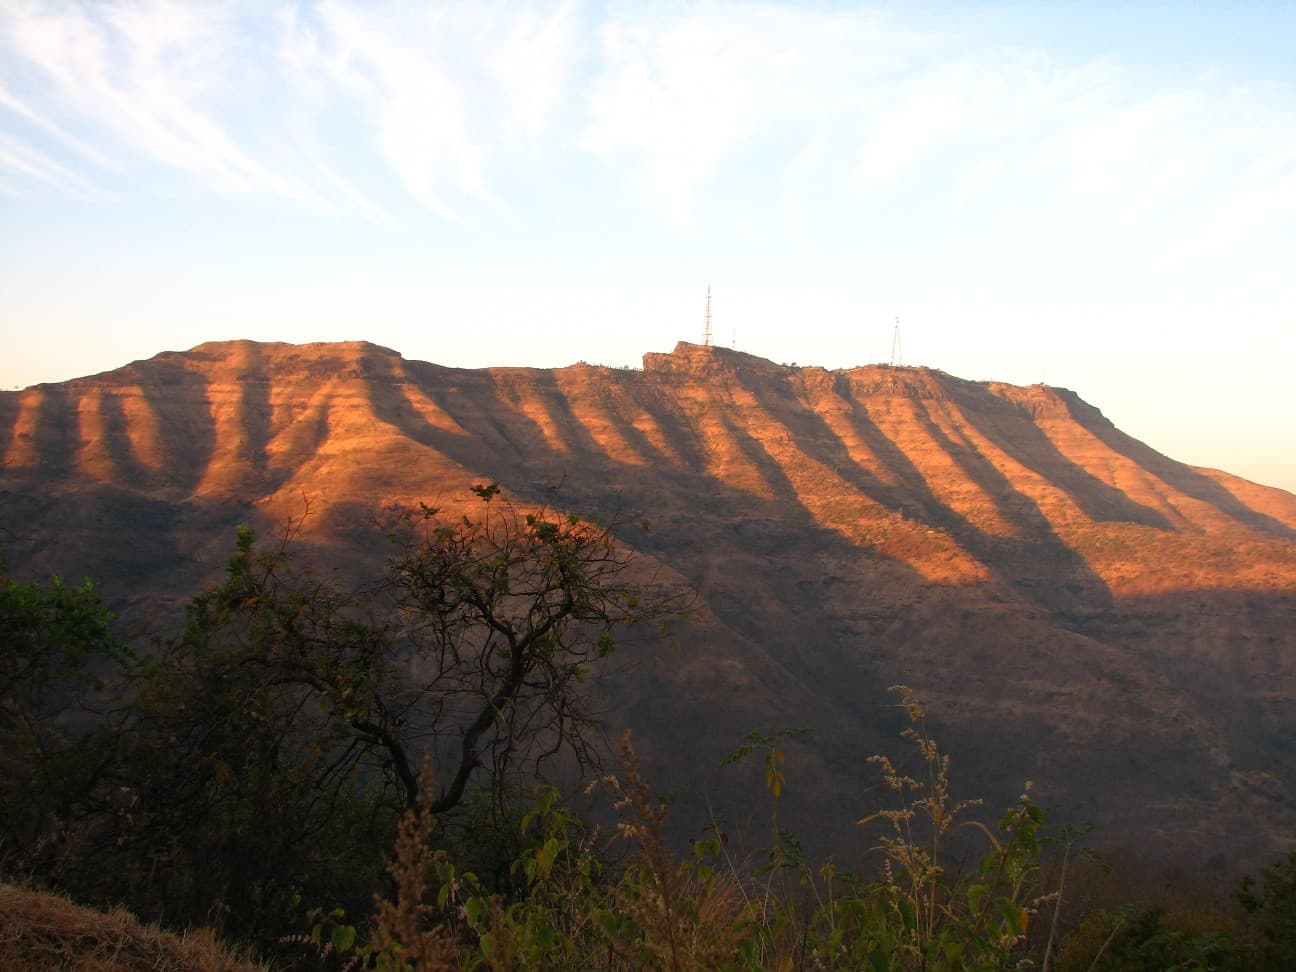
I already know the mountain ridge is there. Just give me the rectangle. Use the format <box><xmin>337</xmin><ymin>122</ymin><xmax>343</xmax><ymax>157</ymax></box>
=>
<box><xmin>2</xmin><ymin>338</ymin><xmax>1294</xmax><ymax>870</ymax></box>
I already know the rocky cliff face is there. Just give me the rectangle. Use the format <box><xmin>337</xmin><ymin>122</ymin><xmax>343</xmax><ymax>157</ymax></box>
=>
<box><xmin>3</xmin><ymin>339</ymin><xmax>1295</xmax><ymax>869</ymax></box>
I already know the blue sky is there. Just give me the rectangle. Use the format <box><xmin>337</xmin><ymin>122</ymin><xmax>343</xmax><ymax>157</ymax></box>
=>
<box><xmin>2</xmin><ymin>1</ymin><xmax>1294</xmax><ymax>493</ymax></box>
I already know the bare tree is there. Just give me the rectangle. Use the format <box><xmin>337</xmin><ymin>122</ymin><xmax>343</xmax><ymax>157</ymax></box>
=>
<box><xmin>373</xmin><ymin>482</ymin><xmax>690</xmax><ymax>814</ymax></box>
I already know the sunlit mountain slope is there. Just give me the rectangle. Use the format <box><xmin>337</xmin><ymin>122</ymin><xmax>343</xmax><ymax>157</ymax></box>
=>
<box><xmin>2</xmin><ymin>339</ymin><xmax>1294</xmax><ymax>869</ymax></box>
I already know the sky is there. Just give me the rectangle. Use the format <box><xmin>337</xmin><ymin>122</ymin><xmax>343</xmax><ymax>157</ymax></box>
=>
<box><xmin>1</xmin><ymin>1</ymin><xmax>1294</xmax><ymax>494</ymax></box>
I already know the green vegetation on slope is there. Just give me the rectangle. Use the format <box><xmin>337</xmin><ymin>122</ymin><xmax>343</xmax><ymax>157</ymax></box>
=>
<box><xmin>2</xmin><ymin>487</ymin><xmax>1293</xmax><ymax>969</ymax></box>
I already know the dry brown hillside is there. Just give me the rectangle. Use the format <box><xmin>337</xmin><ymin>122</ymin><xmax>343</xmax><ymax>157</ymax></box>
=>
<box><xmin>2</xmin><ymin>339</ymin><xmax>1294</xmax><ymax>871</ymax></box>
<box><xmin>0</xmin><ymin>884</ymin><xmax>263</xmax><ymax>971</ymax></box>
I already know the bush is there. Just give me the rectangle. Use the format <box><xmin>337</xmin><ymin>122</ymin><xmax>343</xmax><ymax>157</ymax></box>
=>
<box><xmin>1239</xmin><ymin>850</ymin><xmax>1296</xmax><ymax>969</ymax></box>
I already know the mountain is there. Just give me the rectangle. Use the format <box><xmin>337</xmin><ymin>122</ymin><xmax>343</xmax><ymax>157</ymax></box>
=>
<box><xmin>2</xmin><ymin>339</ymin><xmax>1294</xmax><ymax>871</ymax></box>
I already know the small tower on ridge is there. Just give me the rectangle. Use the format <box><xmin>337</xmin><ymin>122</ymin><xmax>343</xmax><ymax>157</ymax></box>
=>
<box><xmin>703</xmin><ymin>284</ymin><xmax>713</xmax><ymax>347</ymax></box>
<box><xmin>890</xmin><ymin>316</ymin><xmax>903</xmax><ymax>367</ymax></box>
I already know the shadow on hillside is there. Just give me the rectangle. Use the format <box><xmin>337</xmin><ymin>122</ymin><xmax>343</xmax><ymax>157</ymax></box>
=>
<box><xmin>127</xmin><ymin>353</ymin><xmax>259</xmax><ymax>494</ymax></box>
<box><xmin>393</xmin><ymin>362</ymin><xmax>711</xmax><ymax>487</ymax></box>
<box><xmin>911</xmin><ymin>397</ymin><xmax>1115</xmax><ymax>612</ymax></box>
<box><xmin>1</xmin><ymin>385</ymin><xmax>74</xmax><ymax>478</ymax></box>
<box><xmin>1061</xmin><ymin>394</ymin><xmax>1296</xmax><ymax>540</ymax></box>
<box><xmin>955</xmin><ymin>388</ymin><xmax>1173</xmax><ymax>528</ymax></box>
<box><xmin>93</xmin><ymin>384</ymin><xmax>152</xmax><ymax>487</ymax></box>
<box><xmin>232</xmin><ymin>343</ymin><xmax>274</xmax><ymax>486</ymax></box>
<box><xmin>732</xmin><ymin>369</ymin><xmax>1116</xmax><ymax>615</ymax></box>
<box><xmin>6</xmin><ymin>359</ymin><xmax>1296</xmax><ymax>876</ymax></box>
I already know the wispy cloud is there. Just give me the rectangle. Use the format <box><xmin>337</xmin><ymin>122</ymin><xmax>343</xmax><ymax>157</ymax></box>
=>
<box><xmin>0</xmin><ymin>0</ymin><xmax>553</xmax><ymax>219</ymax></box>
<box><xmin>581</xmin><ymin>4</ymin><xmax>1296</xmax><ymax>250</ymax></box>
<box><xmin>1</xmin><ymin>1</ymin><xmax>330</xmax><ymax>207</ymax></box>
<box><xmin>0</xmin><ymin>132</ymin><xmax>106</xmax><ymax>197</ymax></box>
<box><xmin>485</xmin><ymin>1</ymin><xmax>577</xmax><ymax>144</ymax></box>
<box><xmin>0</xmin><ymin>79</ymin><xmax>123</xmax><ymax>172</ymax></box>
<box><xmin>0</xmin><ymin>0</ymin><xmax>1293</xmax><ymax>247</ymax></box>
<box><xmin>580</xmin><ymin>3</ymin><xmax>925</xmax><ymax>227</ymax></box>
<box><xmin>274</xmin><ymin>0</ymin><xmax>579</xmax><ymax>221</ymax></box>
<box><xmin>303</xmin><ymin>1</ymin><xmax>485</xmax><ymax>221</ymax></box>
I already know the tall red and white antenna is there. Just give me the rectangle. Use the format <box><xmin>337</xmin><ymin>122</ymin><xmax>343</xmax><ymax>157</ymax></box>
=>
<box><xmin>890</xmin><ymin>316</ymin><xmax>902</xmax><ymax>367</ymax></box>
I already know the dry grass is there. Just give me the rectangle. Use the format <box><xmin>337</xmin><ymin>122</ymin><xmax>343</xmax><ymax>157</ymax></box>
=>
<box><xmin>0</xmin><ymin>884</ymin><xmax>265</xmax><ymax>972</ymax></box>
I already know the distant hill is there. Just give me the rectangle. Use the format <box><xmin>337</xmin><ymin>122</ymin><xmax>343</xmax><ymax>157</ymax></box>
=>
<box><xmin>2</xmin><ymin>339</ymin><xmax>1294</xmax><ymax>871</ymax></box>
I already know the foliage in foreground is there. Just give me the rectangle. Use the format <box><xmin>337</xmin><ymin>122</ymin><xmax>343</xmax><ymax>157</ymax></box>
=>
<box><xmin>311</xmin><ymin>712</ymin><xmax>1294</xmax><ymax>972</ymax></box>
<box><xmin>296</xmin><ymin>690</ymin><xmax>1082</xmax><ymax>971</ymax></box>
<box><xmin>1</xmin><ymin>486</ymin><xmax>686</xmax><ymax>950</ymax></box>
<box><xmin>4</xmin><ymin>489</ymin><xmax>1296</xmax><ymax>969</ymax></box>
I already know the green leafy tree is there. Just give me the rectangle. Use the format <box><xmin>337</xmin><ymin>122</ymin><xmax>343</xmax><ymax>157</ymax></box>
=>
<box><xmin>97</xmin><ymin>522</ymin><xmax>396</xmax><ymax>944</ymax></box>
<box><xmin>82</xmin><ymin>485</ymin><xmax>685</xmax><ymax>949</ymax></box>
<box><xmin>0</xmin><ymin>569</ymin><xmax>133</xmax><ymax>876</ymax></box>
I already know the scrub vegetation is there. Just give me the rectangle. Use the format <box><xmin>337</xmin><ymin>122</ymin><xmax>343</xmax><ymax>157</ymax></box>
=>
<box><xmin>2</xmin><ymin>487</ymin><xmax>1293</xmax><ymax>970</ymax></box>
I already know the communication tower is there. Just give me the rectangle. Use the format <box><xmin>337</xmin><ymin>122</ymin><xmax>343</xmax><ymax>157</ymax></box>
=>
<box><xmin>703</xmin><ymin>285</ymin><xmax>713</xmax><ymax>347</ymax></box>
<box><xmin>890</xmin><ymin>316</ymin><xmax>903</xmax><ymax>367</ymax></box>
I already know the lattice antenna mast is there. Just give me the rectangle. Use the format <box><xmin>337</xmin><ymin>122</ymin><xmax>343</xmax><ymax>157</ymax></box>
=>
<box><xmin>703</xmin><ymin>284</ymin><xmax>713</xmax><ymax>347</ymax></box>
<box><xmin>890</xmin><ymin>316</ymin><xmax>903</xmax><ymax>367</ymax></box>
